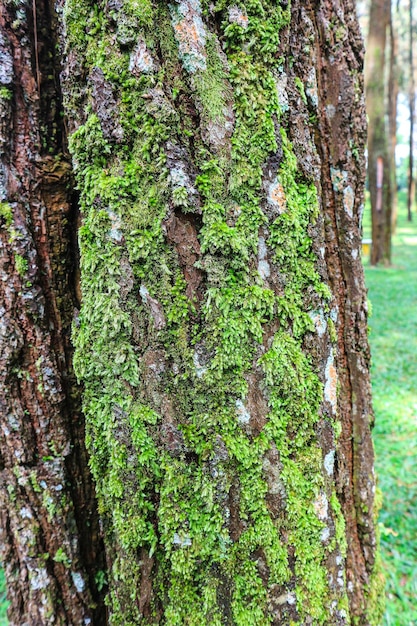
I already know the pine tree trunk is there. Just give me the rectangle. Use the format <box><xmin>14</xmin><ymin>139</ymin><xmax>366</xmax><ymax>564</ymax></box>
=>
<box><xmin>365</xmin><ymin>0</ymin><xmax>392</xmax><ymax>265</ymax></box>
<box><xmin>389</xmin><ymin>5</ymin><xmax>399</xmax><ymax>232</ymax></box>
<box><xmin>408</xmin><ymin>0</ymin><xmax>415</xmax><ymax>222</ymax></box>
<box><xmin>1</xmin><ymin>0</ymin><xmax>383</xmax><ymax>624</ymax></box>
<box><xmin>0</xmin><ymin>2</ymin><xmax>106</xmax><ymax>624</ymax></box>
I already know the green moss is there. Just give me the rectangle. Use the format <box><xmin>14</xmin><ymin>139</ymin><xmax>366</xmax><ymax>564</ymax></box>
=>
<box><xmin>0</xmin><ymin>202</ymin><xmax>12</xmax><ymax>228</ymax></box>
<box><xmin>65</xmin><ymin>0</ymin><xmax>365</xmax><ymax>622</ymax></box>
<box><xmin>53</xmin><ymin>548</ymin><xmax>71</xmax><ymax>567</ymax></box>
<box><xmin>294</xmin><ymin>76</ymin><xmax>307</xmax><ymax>104</ymax></box>
<box><xmin>14</xmin><ymin>254</ymin><xmax>28</xmax><ymax>276</ymax></box>
<box><xmin>0</xmin><ymin>86</ymin><xmax>12</xmax><ymax>100</ymax></box>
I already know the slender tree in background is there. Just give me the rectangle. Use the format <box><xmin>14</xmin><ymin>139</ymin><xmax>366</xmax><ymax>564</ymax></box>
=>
<box><xmin>0</xmin><ymin>1</ymin><xmax>383</xmax><ymax>624</ymax></box>
<box><xmin>389</xmin><ymin>1</ymin><xmax>400</xmax><ymax>231</ymax></box>
<box><xmin>365</xmin><ymin>0</ymin><xmax>392</xmax><ymax>264</ymax></box>
<box><xmin>408</xmin><ymin>0</ymin><xmax>415</xmax><ymax>220</ymax></box>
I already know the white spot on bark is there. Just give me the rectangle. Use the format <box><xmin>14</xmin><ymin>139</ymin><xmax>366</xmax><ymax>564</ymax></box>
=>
<box><xmin>330</xmin><ymin>306</ymin><xmax>338</xmax><ymax>323</ymax></box>
<box><xmin>173</xmin><ymin>532</ymin><xmax>192</xmax><ymax>547</ymax></box>
<box><xmin>170</xmin><ymin>165</ymin><xmax>190</xmax><ymax>188</ymax></box>
<box><xmin>129</xmin><ymin>39</ymin><xmax>155</xmax><ymax>76</ymax></box>
<box><xmin>351</xmin><ymin>248</ymin><xmax>358</xmax><ymax>260</ymax></box>
<box><xmin>306</xmin><ymin>67</ymin><xmax>318</xmax><ymax>107</ymax></box>
<box><xmin>330</xmin><ymin>167</ymin><xmax>348</xmax><ymax>193</ymax></box>
<box><xmin>30</xmin><ymin>568</ymin><xmax>50</xmax><ymax>590</ymax></box>
<box><xmin>265</xmin><ymin>179</ymin><xmax>286</xmax><ymax>213</ymax></box>
<box><xmin>20</xmin><ymin>507</ymin><xmax>32</xmax><ymax>520</ymax></box>
<box><xmin>106</xmin><ymin>209</ymin><xmax>123</xmax><ymax>243</ymax></box>
<box><xmin>324</xmin><ymin>450</ymin><xmax>335</xmax><ymax>476</ymax></box>
<box><xmin>235</xmin><ymin>399</ymin><xmax>250</xmax><ymax>424</ymax></box>
<box><xmin>170</xmin><ymin>0</ymin><xmax>207</xmax><ymax>73</ymax></box>
<box><xmin>348</xmin><ymin>581</ymin><xmax>354</xmax><ymax>592</ymax></box>
<box><xmin>71</xmin><ymin>572</ymin><xmax>86</xmax><ymax>593</ymax></box>
<box><xmin>0</xmin><ymin>33</ymin><xmax>13</xmax><ymax>85</ymax></box>
<box><xmin>343</xmin><ymin>185</ymin><xmax>354</xmax><ymax>218</ymax></box>
<box><xmin>275</xmin><ymin>73</ymin><xmax>289</xmax><ymax>111</ymax></box>
<box><xmin>320</xmin><ymin>526</ymin><xmax>330</xmax><ymax>542</ymax></box>
<box><xmin>314</xmin><ymin>492</ymin><xmax>328</xmax><ymax>520</ymax></box>
<box><xmin>228</xmin><ymin>6</ymin><xmax>248</xmax><ymax>28</ymax></box>
<box><xmin>258</xmin><ymin>237</ymin><xmax>271</xmax><ymax>280</ymax></box>
<box><xmin>325</xmin><ymin>350</ymin><xmax>338</xmax><ymax>414</ymax></box>
<box><xmin>193</xmin><ymin>350</ymin><xmax>207</xmax><ymax>378</ymax></box>
<box><xmin>309</xmin><ymin>309</ymin><xmax>327</xmax><ymax>337</ymax></box>
<box><xmin>336</xmin><ymin>555</ymin><xmax>343</xmax><ymax>566</ymax></box>
<box><xmin>326</xmin><ymin>104</ymin><xmax>336</xmax><ymax>119</ymax></box>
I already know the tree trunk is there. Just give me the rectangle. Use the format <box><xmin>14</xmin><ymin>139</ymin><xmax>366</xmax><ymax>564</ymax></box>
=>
<box><xmin>0</xmin><ymin>1</ymin><xmax>106</xmax><ymax>624</ymax></box>
<box><xmin>389</xmin><ymin>4</ymin><xmax>399</xmax><ymax>232</ymax></box>
<box><xmin>365</xmin><ymin>0</ymin><xmax>392</xmax><ymax>265</ymax></box>
<box><xmin>1</xmin><ymin>0</ymin><xmax>383</xmax><ymax>624</ymax></box>
<box><xmin>408</xmin><ymin>0</ymin><xmax>415</xmax><ymax>221</ymax></box>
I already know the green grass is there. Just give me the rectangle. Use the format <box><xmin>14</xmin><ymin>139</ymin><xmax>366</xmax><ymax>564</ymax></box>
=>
<box><xmin>0</xmin><ymin>569</ymin><xmax>7</xmax><ymax>625</ymax></box>
<box><xmin>364</xmin><ymin>192</ymin><xmax>417</xmax><ymax>625</ymax></box>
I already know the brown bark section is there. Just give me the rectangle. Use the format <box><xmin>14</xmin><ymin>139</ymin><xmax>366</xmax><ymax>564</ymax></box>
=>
<box><xmin>365</xmin><ymin>0</ymin><xmax>392</xmax><ymax>264</ymax></box>
<box><xmin>309</xmin><ymin>0</ymin><xmax>378</xmax><ymax>620</ymax></box>
<box><xmin>408</xmin><ymin>0</ymin><xmax>415</xmax><ymax>221</ymax></box>
<box><xmin>0</xmin><ymin>2</ymin><xmax>105</xmax><ymax>624</ymax></box>
<box><xmin>389</xmin><ymin>6</ymin><xmax>399</xmax><ymax>231</ymax></box>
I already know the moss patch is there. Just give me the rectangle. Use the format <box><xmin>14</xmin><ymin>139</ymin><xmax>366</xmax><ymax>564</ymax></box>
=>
<box><xmin>65</xmin><ymin>0</ymin><xmax>355</xmax><ymax>623</ymax></box>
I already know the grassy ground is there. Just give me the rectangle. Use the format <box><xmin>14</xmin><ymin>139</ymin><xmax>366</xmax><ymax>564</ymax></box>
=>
<box><xmin>364</xmin><ymin>193</ymin><xmax>417</xmax><ymax>625</ymax></box>
<box><xmin>0</xmin><ymin>569</ymin><xmax>7</xmax><ymax>626</ymax></box>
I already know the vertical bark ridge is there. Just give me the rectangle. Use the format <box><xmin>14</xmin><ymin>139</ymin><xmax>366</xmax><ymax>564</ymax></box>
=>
<box><xmin>0</xmin><ymin>1</ymin><xmax>106</xmax><ymax>624</ymax></box>
<box><xmin>311</xmin><ymin>0</ymin><xmax>384</xmax><ymax>623</ymax></box>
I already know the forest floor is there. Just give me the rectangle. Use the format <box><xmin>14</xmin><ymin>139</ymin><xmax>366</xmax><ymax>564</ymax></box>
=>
<box><xmin>364</xmin><ymin>194</ymin><xmax>417</xmax><ymax>625</ymax></box>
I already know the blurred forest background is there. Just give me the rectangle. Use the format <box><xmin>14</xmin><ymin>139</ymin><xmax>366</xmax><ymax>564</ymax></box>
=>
<box><xmin>359</xmin><ymin>0</ymin><xmax>417</xmax><ymax>623</ymax></box>
<box><xmin>1</xmin><ymin>1</ymin><xmax>417</xmax><ymax>624</ymax></box>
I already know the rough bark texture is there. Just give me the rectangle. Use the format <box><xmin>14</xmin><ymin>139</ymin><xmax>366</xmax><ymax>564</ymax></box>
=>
<box><xmin>365</xmin><ymin>0</ymin><xmax>392</xmax><ymax>265</ymax></box>
<box><xmin>0</xmin><ymin>1</ymin><xmax>106</xmax><ymax>624</ymax></box>
<box><xmin>1</xmin><ymin>0</ymin><xmax>383</xmax><ymax>624</ymax></box>
<box><xmin>388</xmin><ymin>6</ymin><xmax>398</xmax><ymax>233</ymax></box>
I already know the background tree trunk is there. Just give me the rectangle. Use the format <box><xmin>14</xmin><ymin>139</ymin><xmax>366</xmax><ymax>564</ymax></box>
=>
<box><xmin>408</xmin><ymin>0</ymin><xmax>415</xmax><ymax>222</ymax></box>
<box><xmin>389</xmin><ymin>3</ymin><xmax>399</xmax><ymax>232</ymax></box>
<box><xmin>0</xmin><ymin>1</ymin><xmax>106</xmax><ymax>624</ymax></box>
<box><xmin>365</xmin><ymin>0</ymin><xmax>392</xmax><ymax>265</ymax></box>
<box><xmin>1</xmin><ymin>0</ymin><xmax>383</xmax><ymax>624</ymax></box>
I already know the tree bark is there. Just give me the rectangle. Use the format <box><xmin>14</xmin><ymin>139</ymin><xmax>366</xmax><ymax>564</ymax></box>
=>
<box><xmin>1</xmin><ymin>0</ymin><xmax>383</xmax><ymax>624</ymax></box>
<box><xmin>389</xmin><ymin>4</ymin><xmax>399</xmax><ymax>232</ymax></box>
<box><xmin>408</xmin><ymin>0</ymin><xmax>415</xmax><ymax>222</ymax></box>
<box><xmin>0</xmin><ymin>1</ymin><xmax>106</xmax><ymax>624</ymax></box>
<box><xmin>365</xmin><ymin>0</ymin><xmax>392</xmax><ymax>265</ymax></box>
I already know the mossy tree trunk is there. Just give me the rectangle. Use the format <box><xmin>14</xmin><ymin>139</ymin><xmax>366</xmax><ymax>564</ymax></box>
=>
<box><xmin>1</xmin><ymin>0</ymin><xmax>383</xmax><ymax>624</ymax></box>
<box><xmin>0</xmin><ymin>1</ymin><xmax>106</xmax><ymax>624</ymax></box>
